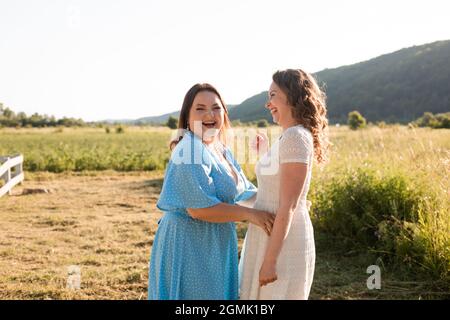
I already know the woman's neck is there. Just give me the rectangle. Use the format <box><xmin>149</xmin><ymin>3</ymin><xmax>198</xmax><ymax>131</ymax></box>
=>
<box><xmin>203</xmin><ymin>137</ymin><xmax>218</xmax><ymax>146</ymax></box>
<box><xmin>281</xmin><ymin>118</ymin><xmax>301</xmax><ymax>132</ymax></box>
<box><xmin>188</xmin><ymin>129</ymin><xmax>220</xmax><ymax>146</ymax></box>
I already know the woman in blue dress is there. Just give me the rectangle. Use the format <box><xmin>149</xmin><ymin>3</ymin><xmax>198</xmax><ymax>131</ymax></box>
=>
<box><xmin>148</xmin><ymin>83</ymin><xmax>275</xmax><ymax>300</ymax></box>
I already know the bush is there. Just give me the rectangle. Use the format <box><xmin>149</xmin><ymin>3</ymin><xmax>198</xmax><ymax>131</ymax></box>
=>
<box><xmin>166</xmin><ymin>116</ymin><xmax>178</xmax><ymax>129</ymax></box>
<box><xmin>115</xmin><ymin>126</ymin><xmax>125</xmax><ymax>134</ymax></box>
<box><xmin>348</xmin><ymin>111</ymin><xmax>367</xmax><ymax>130</ymax></box>
<box><xmin>310</xmin><ymin>167</ymin><xmax>449</xmax><ymax>281</ymax></box>
<box><xmin>312</xmin><ymin>168</ymin><xmax>423</xmax><ymax>246</ymax></box>
<box><xmin>257</xmin><ymin>119</ymin><xmax>269</xmax><ymax>128</ymax></box>
<box><xmin>105</xmin><ymin>127</ymin><xmax>111</xmax><ymax>134</ymax></box>
<box><xmin>412</xmin><ymin>112</ymin><xmax>450</xmax><ymax>129</ymax></box>
<box><xmin>437</xmin><ymin>113</ymin><xmax>450</xmax><ymax>128</ymax></box>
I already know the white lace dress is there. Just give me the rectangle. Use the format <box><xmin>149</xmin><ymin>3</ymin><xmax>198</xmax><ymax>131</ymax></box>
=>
<box><xmin>239</xmin><ymin>125</ymin><xmax>316</xmax><ymax>300</ymax></box>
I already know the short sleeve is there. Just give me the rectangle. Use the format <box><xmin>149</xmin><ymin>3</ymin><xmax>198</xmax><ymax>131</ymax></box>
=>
<box><xmin>156</xmin><ymin>134</ymin><xmax>222</xmax><ymax>212</ymax></box>
<box><xmin>278</xmin><ymin>126</ymin><xmax>313</xmax><ymax>165</ymax></box>
<box><xmin>225</xmin><ymin>148</ymin><xmax>257</xmax><ymax>202</ymax></box>
<box><xmin>156</xmin><ymin>161</ymin><xmax>222</xmax><ymax>212</ymax></box>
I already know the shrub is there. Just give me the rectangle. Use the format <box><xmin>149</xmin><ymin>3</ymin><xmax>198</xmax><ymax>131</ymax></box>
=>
<box><xmin>115</xmin><ymin>126</ymin><xmax>125</xmax><ymax>134</ymax></box>
<box><xmin>412</xmin><ymin>112</ymin><xmax>450</xmax><ymax>129</ymax></box>
<box><xmin>310</xmin><ymin>167</ymin><xmax>449</xmax><ymax>282</ymax></box>
<box><xmin>257</xmin><ymin>119</ymin><xmax>269</xmax><ymax>128</ymax></box>
<box><xmin>348</xmin><ymin>111</ymin><xmax>367</xmax><ymax>130</ymax></box>
<box><xmin>312</xmin><ymin>168</ymin><xmax>423</xmax><ymax>246</ymax></box>
<box><xmin>166</xmin><ymin>116</ymin><xmax>178</xmax><ymax>129</ymax></box>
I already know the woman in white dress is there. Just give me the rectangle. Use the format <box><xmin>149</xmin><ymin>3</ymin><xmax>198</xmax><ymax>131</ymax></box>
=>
<box><xmin>239</xmin><ymin>69</ymin><xmax>330</xmax><ymax>300</ymax></box>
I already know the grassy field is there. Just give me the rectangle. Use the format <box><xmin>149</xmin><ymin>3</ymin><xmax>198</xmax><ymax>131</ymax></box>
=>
<box><xmin>0</xmin><ymin>125</ymin><xmax>449</xmax><ymax>299</ymax></box>
<box><xmin>0</xmin><ymin>127</ymin><xmax>171</xmax><ymax>172</ymax></box>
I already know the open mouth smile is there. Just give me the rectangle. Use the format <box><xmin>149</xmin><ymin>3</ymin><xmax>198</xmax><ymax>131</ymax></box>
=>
<box><xmin>269</xmin><ymin>108</ymin><xmax>278</xmax><ymax>115</ymax></box>
<box><xmin>202</xmin><ymin>121</ymin><xmax>217</xmax><ymax>128</ymax></box>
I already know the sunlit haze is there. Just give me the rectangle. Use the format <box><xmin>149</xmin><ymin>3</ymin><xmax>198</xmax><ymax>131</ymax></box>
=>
<box><xmin>1</xmin><ymin>0</ymin><xmax>449</xmax><ymax>121</ymax></box>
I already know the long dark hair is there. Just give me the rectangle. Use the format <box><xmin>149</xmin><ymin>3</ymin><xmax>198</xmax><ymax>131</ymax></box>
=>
<box><xmin>170</xmin><ymin>83</ymin><xmax>231</xmax><ymax>150</ymax></box>
<box><xmin>272</xmin><ymin>69</ymin><xmax>330</xmax><ymax>163</ymax></box>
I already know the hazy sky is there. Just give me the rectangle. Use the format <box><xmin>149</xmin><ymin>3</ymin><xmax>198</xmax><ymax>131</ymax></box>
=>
<box><xmin>1</xmin><ymin>0</ymin><xmax>449</xmax><ymax>121</ymax></box>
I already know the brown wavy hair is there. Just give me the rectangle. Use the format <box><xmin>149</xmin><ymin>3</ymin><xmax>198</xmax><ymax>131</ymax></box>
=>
<box><xmin>272</xmin><ymin>69</ymin><xmax>330</xmax><ymax>163</ymax></box>
<box><xmin>170</xmin><ymin>83</ymin><xmax>231</xmax><ymax>150</ymax></box>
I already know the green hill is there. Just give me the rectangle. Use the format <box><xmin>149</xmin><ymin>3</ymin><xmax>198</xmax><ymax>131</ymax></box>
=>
<box><xmin>136</xmin><ymin>110</ymin><xmax>180</xmax><ymax>125</ymax></box>
<box><xmin>228</xmin><ymin>93</ymin><xmax>271</xmax><ymax>123</ymax></box>
<box><xmin>229</xmin><ymin>40</ymin><xmax>450</xmax><ymax>124</ymax></box>
<box><xmin>137</xmin><ymin>105</ymin><xmax>237</xmax><ymax>125</ymax></box>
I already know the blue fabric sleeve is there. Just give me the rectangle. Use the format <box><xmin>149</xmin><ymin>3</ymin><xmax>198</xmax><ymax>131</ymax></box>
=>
<box><xmin>156</xmin><ymin>134</ymin><xmax>222</xmax><ymax>212</ymax></box>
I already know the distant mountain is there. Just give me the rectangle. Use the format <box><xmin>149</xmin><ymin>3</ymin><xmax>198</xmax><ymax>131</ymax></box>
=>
<box><xmin>136</xmin><ymin>110</ymin><xmax>180</xmax><ymax>125</ymax></box>
<box><xmin>100</xmin><ymin>119</ymin><xmax>136</xmax><ymax>124</ymax></box>
<box><xmin>228</xmin><ymin>93</ymin><xmax>271</xmax><ymax>122</ymax></box>
<box><xmin>126</xmin><ymin>104</ymin><xmax>237</xmax><ymax>125</ymax></box>
<box><xmin>99</xmin><ymin>113</ymin><xmax>179</xmax><ymax>125</ymax></box>
<box><xmin>229</xmin><ymin>40</ymin><xmax>450</xmax><ymax>124</ymax></box>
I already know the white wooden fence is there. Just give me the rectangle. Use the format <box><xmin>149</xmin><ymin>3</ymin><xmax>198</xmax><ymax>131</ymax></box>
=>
<box><xmin>0</xmin><ymin>154</ymin><xmax>24</xmax><ymax>198</ymax></box>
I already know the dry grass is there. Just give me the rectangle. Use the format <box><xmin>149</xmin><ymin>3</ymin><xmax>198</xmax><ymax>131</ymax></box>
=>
<box><xmin>0</xmin><ymin>171</ymin><xmax>163</xmax><ymax>299</ymax></box>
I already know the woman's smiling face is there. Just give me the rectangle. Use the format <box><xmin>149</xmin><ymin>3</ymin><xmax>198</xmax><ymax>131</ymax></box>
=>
<box><xmin>266</xmin><ymin>81</ymin><xmax>292</xmax><ymax>126</ymax></box>
<box><xmin>188</xmin><ymin>90</ymin><xmax>225</xmax><ymax>143</ymax></box>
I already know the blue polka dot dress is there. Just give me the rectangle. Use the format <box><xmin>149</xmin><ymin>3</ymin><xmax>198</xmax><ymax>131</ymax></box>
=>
<box><xmin>148</xmin><ymin>131</ymin><xmax>257</xmax><ymax>300</ymax></box>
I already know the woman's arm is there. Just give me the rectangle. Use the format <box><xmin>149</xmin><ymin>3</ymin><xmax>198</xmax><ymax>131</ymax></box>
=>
<box><xmin>259</xmin><ymin>162</ymin><xmax>308</xmax><ymax>286</ymax></box>
<box><xmin>187</xmin><ymin>201</ymin><xmax>274</xmax><ymax>236</ymax></box>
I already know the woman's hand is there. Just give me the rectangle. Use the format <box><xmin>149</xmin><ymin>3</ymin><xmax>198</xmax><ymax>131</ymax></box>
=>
<box><xmin>247</xmin><ymin>210</ymin><xmax>275</xmax><ymax>236</ymax></box>
<box><xmin>250</xmin><ymin>132</ymin><xmax>269</xmax><ymax>155</ymax></box>
<box><xmin>259</xmin><ymin>259</ymin><xmax>278</xmax><ymax>287</ymax></box>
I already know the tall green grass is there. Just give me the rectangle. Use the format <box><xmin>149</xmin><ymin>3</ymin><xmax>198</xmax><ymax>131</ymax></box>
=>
<box><xmin>0</xmin><ymin>127</ymin><xmax>172</xmax><ymax>172</ymax></box>
<box><xmin>308</xmin><ymin>126</ymin><xmax>449</xmax><ymax>284</ymax></box>
<box><xmin>310</xmin><ymin>167</ymin><xmax>449</xmax><ymax>281</ymax></box>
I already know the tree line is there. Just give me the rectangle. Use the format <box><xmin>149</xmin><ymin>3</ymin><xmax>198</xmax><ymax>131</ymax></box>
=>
<box><xmin>2</xmin><ymin>102</ymin><xmax>448</xmax><ymax>130</ymax></box>
<box><xmin>348</xmin><ymin>110</ymin><xmax>450</xmax><ymax>130</ymax></box>
<box><xmin>0</xmin><ymin>103</ymin><xmax>86</xmax><ymax>128</ymax></box>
